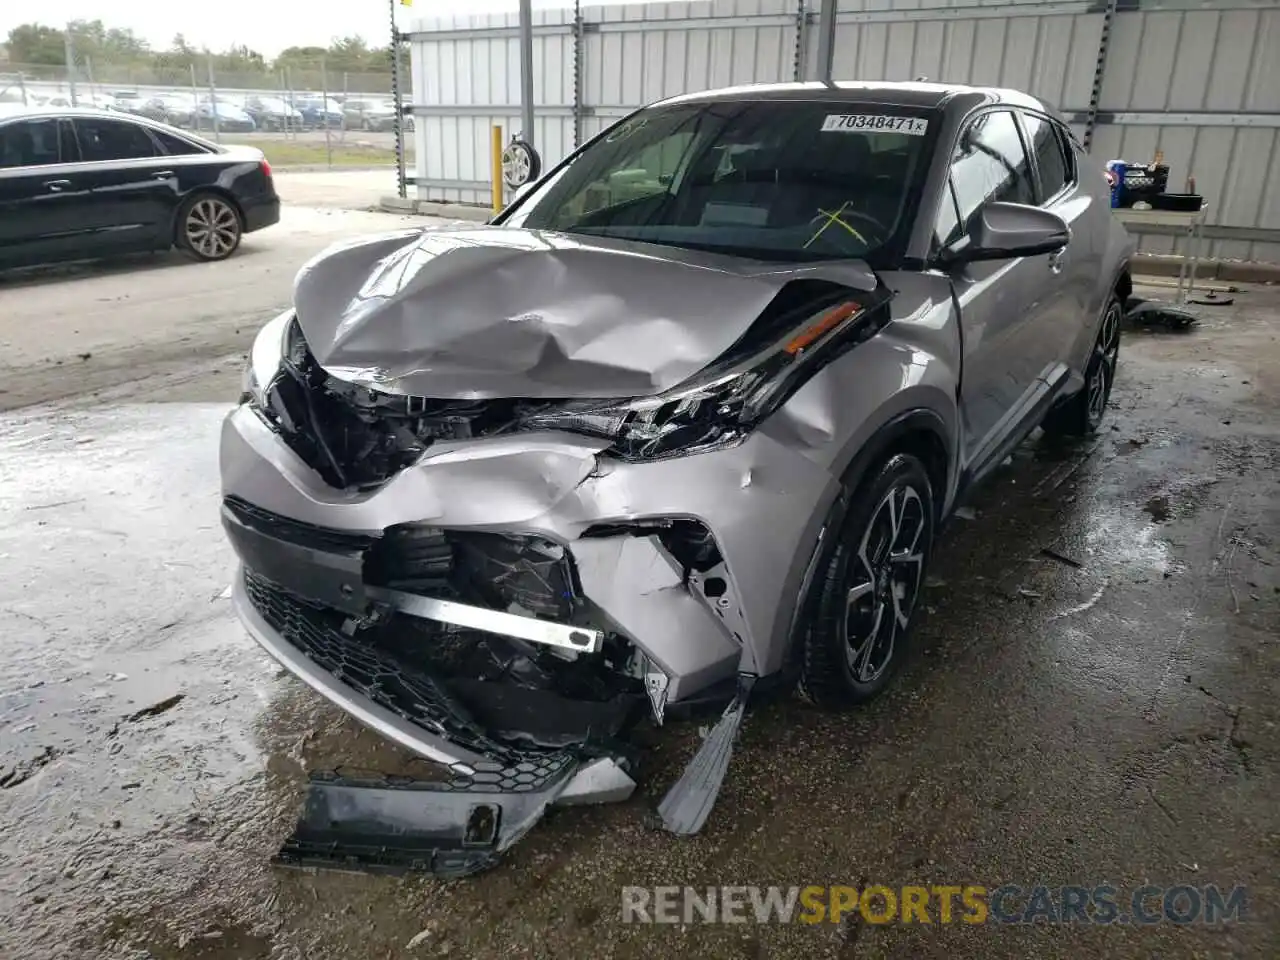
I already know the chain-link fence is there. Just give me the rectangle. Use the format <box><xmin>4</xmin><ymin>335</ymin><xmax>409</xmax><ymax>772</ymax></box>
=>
<box><xmin>0</xmin><ymin>37</ymin><xmax>412</xmax><ymax>171</ymax></box>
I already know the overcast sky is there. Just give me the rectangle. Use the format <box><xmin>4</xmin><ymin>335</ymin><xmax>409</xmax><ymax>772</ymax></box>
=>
<box><xmin>1</xmin><ymin>1</ymin><xmax>603</xmax><ymax>57</ymax></box>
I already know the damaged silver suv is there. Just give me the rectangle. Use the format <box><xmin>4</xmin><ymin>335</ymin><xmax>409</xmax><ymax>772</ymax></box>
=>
<box><xmin>222</xmin><ymin>82</ymin><xmax>1133</xmax><ymax>875</ymax></box>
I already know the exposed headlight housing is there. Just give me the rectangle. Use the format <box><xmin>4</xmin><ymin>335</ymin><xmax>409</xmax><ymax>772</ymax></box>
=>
<box><xmin>240</xmin><ymin>310</ymin><xmax>299</xmax><ymax>407</ymax></box>
<box><xmin>519</xmin><ymin>291</ymin><xmax>890</xmax><ymax>462</ymax></box>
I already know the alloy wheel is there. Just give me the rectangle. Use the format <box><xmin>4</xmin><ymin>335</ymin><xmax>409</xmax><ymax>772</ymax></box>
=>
<box><xmin>1088</xmin><ymin>300</ymin><xmax>1122</xmax><ymax>427</ymax></box>
<box><xmin>185</xmin><ymin>198</ymin><xmax>239</xmax><ymax>260</ymax></box>
<box><xmin>844</xmin><ymin>482</ymin><xmax>927</xmax><ymax>684</ymax></box>
<box><xmin>503</xmin><ymin>145</ymin><xmax>532</xmax><ymax>188</ymax></box>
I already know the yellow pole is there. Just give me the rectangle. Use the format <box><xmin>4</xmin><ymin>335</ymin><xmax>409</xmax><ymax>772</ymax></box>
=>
<box><xmin>491</xmin><ymin>125</ymin><xmax>505</xmax><ymax>215</ymax></box>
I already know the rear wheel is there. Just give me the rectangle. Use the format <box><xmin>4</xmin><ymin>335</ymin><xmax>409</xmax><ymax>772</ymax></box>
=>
<box><xmin>798</xmin><ymin>453</ymin><xmax>935</xmax><ymax>708</ymax></box>
<box><xmin>176</xmin><ymin>193</ymin><xmax>242</xmax><ymax>262</ymax></box>
<box><xmin>1043</xmin><ymin>293</ymin><xmax>1122</xmax><ymax>437</ymax></box>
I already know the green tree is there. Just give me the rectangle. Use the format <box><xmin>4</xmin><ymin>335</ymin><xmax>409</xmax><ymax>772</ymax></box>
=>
<box><xmin>211</xmin><ymin>44</ymin><xmax>266</xmax><ymax>72</ymax></box>
<box><xmin>274</xmin><ymin>36</ymin><xmax>389</xmax><ymax>74</ymax></box>
<box><xmin>6</xmin><ymin>20</ymin><xmax>393</xmax><ymax>86</ymax></box>
<box><xmin>152</xmin><ymin>34</ymin><xmax>197</xmax><ymax>73</ymax></box>
<box><xmin>7</xmin><ymin>23</ymin><xmax>66</xmax><ymax>65</ymax></box>
<box><xmin>273</xmin><ymin>45</ymin><xmax>328</xmax><ymax>71</ymax></box>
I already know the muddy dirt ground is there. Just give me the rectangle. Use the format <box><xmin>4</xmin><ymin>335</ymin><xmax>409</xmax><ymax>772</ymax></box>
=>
<box><xmin>1</xmin><ymin>190</ymin><xmax>1277</xmax><ymax>959</ymax></box>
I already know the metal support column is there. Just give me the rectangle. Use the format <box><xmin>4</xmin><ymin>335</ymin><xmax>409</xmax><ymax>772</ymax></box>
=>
<box><xmin>64</xmin><ymin>28</ymin><xmax>77</xmax><ymax>106</ymax></box>
<box><xmin>518</xmin><ymin>0</ymin><xmax>536</xmax><ymax>150</ymax></box>
<box><xmin>390</xmin><ymin>0</ymin><xmax>407</xmax><ymax>199</ymax></box>
<box><xmin>572</xmin><ymin>0</ymin><xmax>584</xmax><ymax>149</ymax></box>
<box><xmin>793</xmin><ymin>0</ymin><xmax>808</xmax><ymax>83</ymax></box>
<box><xmin>1083</xmin><ymin>0</ymin><xmax>1119</xmax><ymax>152</ymax></box>
<box><xmin>813</xmin><ymin>0</ymin><xmax>838</xmax><ymax>83</ymax></box>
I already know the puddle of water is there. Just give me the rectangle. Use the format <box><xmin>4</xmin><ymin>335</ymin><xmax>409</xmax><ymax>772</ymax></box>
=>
<box><xmin>1079</xmin><ymin>503</ymin><xmax>1172</xmax><ymax>575</ymax></box>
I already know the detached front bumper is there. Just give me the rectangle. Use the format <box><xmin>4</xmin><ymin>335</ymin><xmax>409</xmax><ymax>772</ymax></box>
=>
<box><xmin>222</xmin><ymin>402</ymin><xmax>838</xmax><ymax>682</ymax></box>
<box><xmin>235</xmin><ymin>566</ymin><xmax>634</xmax><ymax>876</ymax></box>
<box><xmin>221</xmin><ymin>398</ymin><xmax>840</xmax><ymax>867</ymax></box>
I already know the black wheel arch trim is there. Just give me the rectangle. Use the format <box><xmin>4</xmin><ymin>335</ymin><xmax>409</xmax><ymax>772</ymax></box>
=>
<box><xmin>783</xmin><ymin>407</ymin><xmax>951</xmax><ymax>665</ymax></box>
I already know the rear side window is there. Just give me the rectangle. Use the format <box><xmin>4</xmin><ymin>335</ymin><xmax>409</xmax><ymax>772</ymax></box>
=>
<box><xmin>0</xmin><ymin>119</ymin><xmax>63</xmax><ymax>167</ymax></box>
<box><xmin>947</xmin><ymin>109</ymin><xmax>1035</xmax><ymax>242</ymax></box>
<box><xmin>1023</xmin><ymin>113</ymin><xmax>1073</xmax><ymax>203</ymax></box>
<box><xmin>152</xmin><ymin>129</ymin><xmax>208</xmax><ymax>156</ymax></box>
<box><xmin>74</xmin><ymin>118</ymin><xmax>157</xmax><ymax>162</ymax></box>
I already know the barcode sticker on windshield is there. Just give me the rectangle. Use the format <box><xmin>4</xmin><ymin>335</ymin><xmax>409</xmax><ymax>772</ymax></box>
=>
<box><xmin>821</xmin><ymin>114</ymin><xmax>929</xmax><ymax>135</ymax></box>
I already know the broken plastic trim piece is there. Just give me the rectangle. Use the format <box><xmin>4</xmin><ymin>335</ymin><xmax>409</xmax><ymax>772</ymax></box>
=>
<box><xmin>643</xmin><ymin>657</ymin><xmax>671</xmax><ymax>725</ymax></box>
<box><xmin>657</xmin><ymin>673</ymin><xmax>756</xmax><ymax>836</ymax></box>
<box><xmin>366</xmin><ymin>585</ymin><xmax>604</xmax><ymax>654</ymax></box>
<box><xmin>274</xmin><ymin>763</ymin><xmax>576</xmax><ymax>879</ymax></box>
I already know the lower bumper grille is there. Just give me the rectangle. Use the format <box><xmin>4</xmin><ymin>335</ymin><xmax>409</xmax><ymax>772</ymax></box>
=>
<box><xmin>243</xmin><ymin>569</ymin><xmax>574</xmax><ymax>791</ymax></box>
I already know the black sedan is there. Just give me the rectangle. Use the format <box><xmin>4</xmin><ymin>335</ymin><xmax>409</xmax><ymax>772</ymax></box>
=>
<box><xmin>0</xmin><ymin>106</ymin><xmax>279</xmax><ymax>269</ymax></box>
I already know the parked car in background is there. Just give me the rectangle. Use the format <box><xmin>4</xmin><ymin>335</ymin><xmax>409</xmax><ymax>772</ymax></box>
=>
<box><xmin>150</xmin><ymin>94</ymin><xmax>199</xmax><ymax>127</ymax></box>
<box><xmin>39</xmin><ymin>93</ymin><xmax>119</xmax><ymax>111</ymax></box>
<box><xmin>293</xmin><ymin>96</ymin><xmax>344</xmax><ymax>130</ymax></box>
<box><xmin>0</xmin><ymin>105</ymin><xmax>279</xmax><ymax>268</ymax></box>
<box><xmin>242</xmin><ymin>95</ymin><xmax>303</xmax><ymax>132</ymax></box>
<box><xmin>192</xmin><ymin>99</ymin><xmax>256</xmax><ymax>133</ymax></box>
<box><xmin>110</xmin><ymin>91</ymin><xmax>147</xmax><ymax>115</ymax></box>
<box><xmin>136</xmin><ymin>95</ymin><xmax>180</xmax><ymax>124</ymax></box>
<box><xmin>342</xmin><ymin>97</ymin><xmax>397</xmax><ymax>131</ymax></box>
<box><xmin>221</xmin><ymin>81</ymin><xmax>1133</xmax><ymax>870</ymax></box>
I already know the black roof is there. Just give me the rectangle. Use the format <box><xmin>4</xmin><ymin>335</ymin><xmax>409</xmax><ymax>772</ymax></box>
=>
<box><xmin>657</xmin><ymin>80</ymin><xmax>1049</xmax><ymax>115</ymax></box>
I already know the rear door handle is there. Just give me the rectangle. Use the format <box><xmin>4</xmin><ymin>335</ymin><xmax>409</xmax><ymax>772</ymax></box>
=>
<box><xmin>151</xmin><ymin>170</ymin><xmax>175</xmax><ymax>180</ymax></box>
<box><xmin>44</xmin><ymin>179</ymin><xmax>71</xmax><ymax>192</ymax></box>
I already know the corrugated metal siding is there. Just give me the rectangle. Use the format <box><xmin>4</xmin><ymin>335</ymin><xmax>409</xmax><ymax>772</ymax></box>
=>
<box><xmin>806</xmin><ymin>7</ymin><xmax>1104</xmax><ymax>110</ymax></box>
<box><xmin>408</xmin><ymin>0</ymin><xmax>1280</xmax><ymax>261</ymax></box>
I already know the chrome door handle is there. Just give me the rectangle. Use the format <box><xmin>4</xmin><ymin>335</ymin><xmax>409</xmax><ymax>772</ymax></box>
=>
<box><xmin>44</xmin><ymin>179</ymin><xmax>71</xmax><ymax>192</ymax></box>
<box><xmin>151</xmin><ymin>170</ymin><xmax>175</xmax><ymax>180</ymax></box>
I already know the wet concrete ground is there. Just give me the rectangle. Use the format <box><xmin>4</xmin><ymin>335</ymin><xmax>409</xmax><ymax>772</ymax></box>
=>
<box><xmin>1</xmin><ymin>246</ymin><xmax>1277</xmax><ymax>957</ymax></box>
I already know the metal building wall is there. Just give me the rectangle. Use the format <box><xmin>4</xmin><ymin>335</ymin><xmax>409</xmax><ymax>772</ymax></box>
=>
<box><xmin>408</xmin><ymin>9</ymin><xmax>579</xmax><ymax>203</ymax></box>
<box><xmin>407</xmin><ymin>0</ymin><xmax>1280</xmax><ymax>261</ymax></box>
<box><xmin>1086</xmin><ymin>1</ymin><xmax>1280</xmax><ymax>262</ymax></box>
<box><xmin>800</xmin><ymin>1</ymin><xmax>1106</xmax><ymax>141</ymax></box>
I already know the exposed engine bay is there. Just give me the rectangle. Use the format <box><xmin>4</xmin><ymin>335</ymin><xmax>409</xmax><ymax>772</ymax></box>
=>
<box><xmin>257</xmin><ymin>321</ymin><xmax>568</xmax><ymax>489</ymax></box>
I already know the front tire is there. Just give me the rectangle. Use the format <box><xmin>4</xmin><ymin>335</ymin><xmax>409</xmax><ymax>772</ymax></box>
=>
<box><xmin>176</xmin><ymin>193</ymin><xmax>243</xmax><ymax>262</ymax></box>
<box><xmin>798</xmin><ymin>453</ymin><xmax>935</xmax><ymax>708</ymax></box>
<box><xmin>1043</xmin><ymin>294</ymin><xmax>1122</xmax><ymax>437</ymax></box>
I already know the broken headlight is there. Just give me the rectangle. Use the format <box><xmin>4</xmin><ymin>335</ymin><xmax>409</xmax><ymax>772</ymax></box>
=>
<box><xmin>518</xmin><ymin>295</ymin><xmax>887</xmax><ymax>462</ymax></box>
<box><xmin>240</xmin><ymin>309</ymin><xmax>296</xmax><ymax>406</ymax></box>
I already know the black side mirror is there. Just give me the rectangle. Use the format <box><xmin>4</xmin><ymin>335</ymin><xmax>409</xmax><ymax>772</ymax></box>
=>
<box><xmin>943</xmin><ymin>201</ymin><xmax>1070</xmax><ymax>265</ymax></box>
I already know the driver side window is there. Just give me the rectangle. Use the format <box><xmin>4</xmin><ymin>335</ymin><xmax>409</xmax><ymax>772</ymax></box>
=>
<box><xmin>943</xmin><ymin>109</ymin><xmax>1035</xmax><ymax>246</ymax></box>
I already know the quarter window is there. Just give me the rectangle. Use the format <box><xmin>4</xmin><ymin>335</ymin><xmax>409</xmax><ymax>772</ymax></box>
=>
<box><xmin>1023</xmin><ymin>113</ymin><xmax>1073</xmax><ymax>203</ymax></box>
<box><xmin>0</xmin><ymin>119</ymin><xmax>63</xmax><ymax>167</ymax></box>
<box><xmin>73</xmin><ymin>118</ymin><xmax>157</xmax><ymax>162</ymax></box>
<box><xmin>152</xmin><ymin>128</ymin><xmax>207</xmax><ymax>156</ymax></box>
<box><xmin>946</xmin><ymin>109</ymin><xmax>1035</xmax><ymax>244</ymax></box>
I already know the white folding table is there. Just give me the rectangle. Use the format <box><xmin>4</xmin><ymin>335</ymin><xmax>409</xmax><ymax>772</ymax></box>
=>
<box><xmin>1112</xmin><ymin>204</ymin><xmax>1209</xmax><ymax>304</ymax></box>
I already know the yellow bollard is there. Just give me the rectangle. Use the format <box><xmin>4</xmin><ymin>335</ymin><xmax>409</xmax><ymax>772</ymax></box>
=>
<box><xmin>491</xmin><ymin>125</ymin><xmax>505</xmax><ymax>215</ymax></box>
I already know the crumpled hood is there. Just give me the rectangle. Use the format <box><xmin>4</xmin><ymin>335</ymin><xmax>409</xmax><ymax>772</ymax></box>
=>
<box><xmin>291</xmin><ymin>225</ymin><xmax>877</xmax><ymax>399</ymax></box>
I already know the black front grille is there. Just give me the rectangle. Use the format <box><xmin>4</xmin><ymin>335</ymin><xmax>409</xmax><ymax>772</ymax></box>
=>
<box><xmin>224</xmin><ymin>496</ymin><xmax>374</xmax><ymax>553</ymax></box>
<box><xmin>244</xmin><ymin>569</ymin><xmax>574</xmax><ymax>791</ymax></box>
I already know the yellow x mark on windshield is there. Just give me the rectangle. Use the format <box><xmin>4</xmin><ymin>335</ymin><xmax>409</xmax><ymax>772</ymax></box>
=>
<box><xmin>804</xmin><ymin>201</ymin><xmax>868</xmax><ymax>249</ymax></box>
